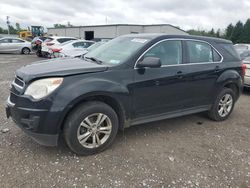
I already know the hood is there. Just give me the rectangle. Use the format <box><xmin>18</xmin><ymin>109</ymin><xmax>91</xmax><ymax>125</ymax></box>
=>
<box><xmin>62</xmin><ymin>48</ymin><xmax>88</xmax><ymax>57</ymax></box>
<box><xmin>16</xmin><ymin>58</ymin><xmax>108</xmax><ymax>82</ymax></box>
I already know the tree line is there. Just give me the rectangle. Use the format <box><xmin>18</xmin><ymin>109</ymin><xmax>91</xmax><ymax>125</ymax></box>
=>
<box><xmin>187</xmin><ymin>19</ymin><xmax>250</xmax><ymax>44</ymax></box>
<box><xmin>0</xmin><ymin>23</ymin><xmax>23</xmax><ymax>34</ymax></box>
<box><xmin>1</xmin><ymin>19</ymin><xmax>250</xmax><ymax>44</ymax></box>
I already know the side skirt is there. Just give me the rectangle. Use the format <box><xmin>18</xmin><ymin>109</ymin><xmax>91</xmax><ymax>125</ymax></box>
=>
<box><xmin>129</xmin><ymin>105</ymin><xmax>211</xmax><ymax>127</ymax></box>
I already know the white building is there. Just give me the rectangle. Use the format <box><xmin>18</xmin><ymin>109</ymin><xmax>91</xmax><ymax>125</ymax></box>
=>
<box><xmin>47</xmin><ymin>24</ymin><xmax>187</xmax><ymax>41</ymax></box>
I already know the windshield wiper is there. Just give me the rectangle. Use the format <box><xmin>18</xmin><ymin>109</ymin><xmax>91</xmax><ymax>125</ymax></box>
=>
<box><xmin>85</xmin><ymin>56</ymin><xmax>103</xmax><ymax>64</ymax></box>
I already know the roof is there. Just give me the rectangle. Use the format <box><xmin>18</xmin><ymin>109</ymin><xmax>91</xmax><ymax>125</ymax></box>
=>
<box><xmin>47</xmin><ymin>24</ymin><xmax>186</xmax><ymax>33</ymax></box>
<box><xmin>121</xmin><ymin>33</ymin><xmax>232</xmax><ymax>43</ymax></box>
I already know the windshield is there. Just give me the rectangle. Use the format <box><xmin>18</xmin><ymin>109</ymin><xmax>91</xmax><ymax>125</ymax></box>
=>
<box><xmin>87</xmin><ymin>42</ymin><xmax>105</xmax><ymax>51</ymax></box>
<box><xmin>85</xmin><ymin>36</ymin><xmax>150</xmax><ymax>65</ymax></box>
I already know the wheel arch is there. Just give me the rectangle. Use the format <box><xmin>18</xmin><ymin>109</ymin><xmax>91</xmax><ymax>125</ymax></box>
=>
<box><xmin>59</xmin><ymin>93</ymin><xmax>127</xmax><ymax>132</ymax></box>
<box><xmin>21</xmin><ymin>47</ymin><xmax>31</xmax><ymax>54</ymax></box>
<box><xmin>215</xmin><ymin>69</ymin><xmax>243</xmax><ymax>100</ymax></box>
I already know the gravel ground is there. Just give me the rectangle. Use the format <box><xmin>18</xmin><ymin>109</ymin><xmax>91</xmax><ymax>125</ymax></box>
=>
<box><xmin>0</xmin><ymin>54</ymin><xmax>250</xmax><ymax>188</ymax></box>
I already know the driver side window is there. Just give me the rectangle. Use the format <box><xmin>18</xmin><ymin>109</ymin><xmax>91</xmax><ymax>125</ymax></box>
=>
<box><xmin>143</xmin><ymin>40</ymin><xmax>182</xmax><ymax>66</ymax></box>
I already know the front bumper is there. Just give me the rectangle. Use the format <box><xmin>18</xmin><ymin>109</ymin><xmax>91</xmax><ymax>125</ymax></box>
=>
<box><xmin>5</xmin><ymin>96</ymin><xmax>59</xmax><ymax>146</ymax></box>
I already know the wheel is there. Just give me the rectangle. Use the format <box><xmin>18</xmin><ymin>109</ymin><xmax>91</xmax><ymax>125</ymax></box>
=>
<box><xmin>36</xmin><ymin>50</ymin><xmax>43</xmax><ymax>57</ymax></box>
<box><xmin>208</xmin><ymin>88</ymin><xmax>236</xmax><ymax>121</ymax></box>
<box><xmin>22</xmin><ymin>47</ymin><xmax>30</xmax><ymax>55</ymax></box>
<box><xmin>63</xmin><ymin>101</ymin><xmax>119</xmax><ymax>155</ymax></box>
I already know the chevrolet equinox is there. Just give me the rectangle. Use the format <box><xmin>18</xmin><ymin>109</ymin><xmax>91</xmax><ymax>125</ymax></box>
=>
<box><xmin>6</xmin><ymin>34</ymin><xmax>245</xmax><ymax>155</ymax></box>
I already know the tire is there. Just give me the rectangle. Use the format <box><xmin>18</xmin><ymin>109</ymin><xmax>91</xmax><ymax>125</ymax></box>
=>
<box><xmin>208</xmin><ymin>88</ymin><xmax>236</xmax><ymax>121</ymax></box>
<box><xmin>63</xmin><ymin>101</ymin><xmax>119</xmax><ymax>155</ymax></box>
<box><xmin>21</xmin><ymin>47</ymin><xmax>30</xmax><ymax>55</ymax></box>
<box><xmin>36</xmin><ymin>50</ymin><xmax>43</xmax><ymax>57</ymax></box>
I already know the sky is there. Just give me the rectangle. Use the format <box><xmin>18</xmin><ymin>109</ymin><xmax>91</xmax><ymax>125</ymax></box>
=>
<box><xmin>0</xmin><ymin>0</ymin><xmax>250</xmax><ymax>31</ymax></box>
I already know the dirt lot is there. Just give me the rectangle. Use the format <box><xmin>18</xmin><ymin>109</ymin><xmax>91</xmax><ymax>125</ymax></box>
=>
<box><xmin>0</xmin><ymin>54</ymin><xmax>249</xmax><ymax>188</ymax></box>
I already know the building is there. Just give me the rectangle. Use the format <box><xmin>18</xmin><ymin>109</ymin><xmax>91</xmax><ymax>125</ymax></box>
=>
<box><xmin>47</xmin><ymin>24</ymin><xmax>187</xmax><ymax>41</ymax></box>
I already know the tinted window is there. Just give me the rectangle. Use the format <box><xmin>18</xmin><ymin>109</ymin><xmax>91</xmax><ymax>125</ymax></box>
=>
<box><xmin>57</xmin><ymin>38</ymin><xmax>76</xmax><ymax>43</ymax></box>
<box><xmin>73</xmin><ymin>42</ymin><xmax>93</xmax><ymax>48</ymax></box>
<box><xmin>0</xmin><ymin>39</ymin><xmax>11</xmax><ymax>43</ymax></box>
<box><xmin>11</xmin><ymin>39</ymin><xmax>24</xmax><ymax>43</ymax></box>
<box><xmin>143</xmin><ymin>40</ymin><xmax>182</xmax><ymax>65</ymax></box>
<box><xmin>220</xmin><ymin>43</ymin><xmax>240</xmax><ymax>61</ymax></box>
<box><xmin>187</xmin><ymin>41</ymin><xmax>215</xmax><ymax>63</ymax></box>
<box><xmin>213</xmin><ymin>49</ymin><xmax>222</xmax><ymax>62</ymax></box>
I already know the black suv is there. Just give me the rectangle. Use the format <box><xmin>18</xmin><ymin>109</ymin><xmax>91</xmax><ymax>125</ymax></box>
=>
<box><xmin>6</xmin><ymin>34</ymin><xmax>245</xmax><ymax>155</ymax></box>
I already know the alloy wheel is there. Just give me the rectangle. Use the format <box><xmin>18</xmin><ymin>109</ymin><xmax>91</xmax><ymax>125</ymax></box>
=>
<box><xmin>77</xmin><ymin>113</ymin><xmax>112</xmax><ymax>149</ymax></box>
<box><xmin>217</xmin><ymin>94</ymin><xmax>233</xmax><ymax>117</ymax></box>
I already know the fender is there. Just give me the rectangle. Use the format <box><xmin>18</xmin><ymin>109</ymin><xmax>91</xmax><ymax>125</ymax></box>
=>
<box><xmin>50</xmin><ymin>77</ymin><xmax>131</xmax><ymax>130</ymax></box>
<box><xmin>213</xmin><ymin>69</ymin><xmax>243</xmax><ymax>100</ymax></box>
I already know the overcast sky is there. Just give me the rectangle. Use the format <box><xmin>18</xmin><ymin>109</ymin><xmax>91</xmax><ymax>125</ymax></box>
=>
<box><xmin>0</xmin><ymin>0</ymin><xmax>250</xmax><ymax>31</ymax></box>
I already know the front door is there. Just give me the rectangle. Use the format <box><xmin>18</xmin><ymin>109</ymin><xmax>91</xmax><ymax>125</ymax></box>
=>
<box><xmin>131</xmin><ymin>40</ymin><xmax>187</xmax><ymax>119</ymax></box>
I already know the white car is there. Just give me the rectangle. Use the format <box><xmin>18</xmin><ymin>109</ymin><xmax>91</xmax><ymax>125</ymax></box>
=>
<box><xmin>51</xmin><ymin>40</ymin><xmax>95</xmax><ymax>58</ymax></box>
<box><xmin>0</xmin><ymin>37</ymin><xmax>31</xmax><ymax>54</ymax></box>
<box><xmin>41</xmin><ymin>36</ymin><xmax>77</xmax><ymax>57</ymax></box>
<box><xmin>243</xmin><ymin>57</ymin><xmax>250</xmax><ymax>88</ymax></box>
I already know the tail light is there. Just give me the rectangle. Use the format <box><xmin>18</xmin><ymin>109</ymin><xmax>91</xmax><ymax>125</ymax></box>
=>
<box><xmin>52</xmin><ymin>48</ymin><xmax>62</xmax><ymax>52</ymax></box>
<box><xmin>46</xmin><ymin>42</ymin><xmax>55</xmax><ymax>46</ymax></box>
<box><xmin>35</xmin><ymin>41</ymin><xmax>41</xmax><ymax>45</ymax></box>
<box><xmin>242</xmin><ymin>64</ymin><xmax>247</xmax><ymax>76</ymax></box>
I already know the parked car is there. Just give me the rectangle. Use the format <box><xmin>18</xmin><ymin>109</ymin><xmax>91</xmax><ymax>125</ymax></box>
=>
<box><xmin>41</xmin><ymin>36</ymin><xmax>77</xmax><ymax>57</ymax></box>
<box><xmin>80</xmin><ymin>41</ymin><xmax>107</xmax><ymax>57</ymax></box>
<box><xmin>238</xmin><ymin>50</ymin><xmax>250</xmax><ymax>60</ymax></box>
<box><xmin>0</xmin><ymin>37</ymin><xmax>31</xmax><ymax>54</ymax></box>
<box><xmin>234</xmin><ymin>43</ymin><xmax>250</xmax><ymax>51</ymax></box>
<box><xmin>31</xmin><ymin>36</ymin><xmax>49</xmax><ymax>57</ymax></box>
<box><xmin>51</xmin><ymin>39</ymin><xmax>95</xmax><ymax>58</ymax></box>
<box><xmin>6</xmin><ymin>34</ymin><xmax>244</xmax><ymax>155</ymax></box>
<box><xmin>234</xmin><ymin>44</ymin><xmax>250</xmax><ymax>59</ymax></box>
<box><xmin>242</xmin><ymin>57</ymin><xmax>250</xmax><ymax>87</ymax></box>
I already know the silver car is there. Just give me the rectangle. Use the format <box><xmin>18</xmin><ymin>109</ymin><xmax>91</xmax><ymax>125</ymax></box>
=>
<box><xmin>0</xmin><ymin>37</ymin><xmax>31</xmax><ymax>54</ymax></box>
<box><xmin>243</xmin><ymin>57</ymin><xmax>250</xmax><ymax>87</ymax></box>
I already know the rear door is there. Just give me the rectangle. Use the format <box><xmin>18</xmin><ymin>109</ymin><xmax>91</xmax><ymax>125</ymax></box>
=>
<box><xmin>181</xmin><ymin>40</ymin><xmax>223</xmax><ymax>108</ymax></box>
<box><xmin>9</xmin><ymin>39</ymin><xmax>25</xmax><ymax>52</ymax></box>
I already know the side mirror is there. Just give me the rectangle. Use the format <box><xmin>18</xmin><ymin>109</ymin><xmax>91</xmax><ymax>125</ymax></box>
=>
<box><xmin>137</xmin><ymin>57</ymin><xmax>161</xmax><ymax>68</ymax></box>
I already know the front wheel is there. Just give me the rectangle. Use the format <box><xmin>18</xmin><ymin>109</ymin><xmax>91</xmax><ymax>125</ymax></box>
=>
<box><xmin>21</xmin><ymin>47</ymin><xmax>30</xmax><ymax>55</ymax></box>
<box><xmin>63</xmin><ymin>101</ymin><xmax>119</xmax><ymax>155</ymax></box>
<box><xmin>208</xmin><ymin>88</ymin><xmax>236</xmax><ymax>121</ymax></box>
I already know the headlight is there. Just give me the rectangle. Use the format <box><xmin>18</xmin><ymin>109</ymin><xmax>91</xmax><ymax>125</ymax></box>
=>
<box><xmin>24</xmin><ymin>77</ymin><xmax>63</xmax><ymax>100</ymax></box>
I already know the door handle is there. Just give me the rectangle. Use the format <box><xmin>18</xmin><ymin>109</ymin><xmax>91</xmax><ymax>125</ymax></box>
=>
<box><xmin>176</xmin><ymin>71</ymin><xmax>184</xmax><ymax>79</ymax></box>
<box><xmin>155</xmin><ymin>80</ymin><xmax>160</xmax><ymax>86</ymax></box>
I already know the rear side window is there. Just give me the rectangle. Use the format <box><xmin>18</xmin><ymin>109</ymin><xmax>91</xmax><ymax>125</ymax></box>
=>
<box><xmin>57</xmin><ymin>38</ymin><xmax>76</xmax><ymax>43</ymax></box>
<box><xmin>73</xmin><ymin>42</ymin><xmax>94</xmax><ymax>48</ymax></box>
<box><xmin>11</xmin><ymin>39</ymin><xmax>24</xmax><ymax>43</ymax></box>
<box><xmin>0</xmin><ymin>39</ymin><xmax>11</xmax><ymax>43</ymax></box>
<box><xmin>220</xmin><ymin>43</ymin><xmax>240</xmax><ymax>61</ymax></box>
<box><xmin>186</xmin><ymin>41</ymin><xmax>221</xmax><ymax>63</ymax></box>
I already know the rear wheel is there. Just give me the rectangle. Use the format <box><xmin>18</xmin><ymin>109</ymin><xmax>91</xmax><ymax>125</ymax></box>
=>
<box><xmin>22</xmin><ymin>47</ymin><xmax>30</xmax><ymax>55</ymax></box>
<box><xmin>63</xmin><ymin>101</ymin><xmax>119</xmax><ymax>155</ymax></box>
<box><xmin>208</xmin><ymin>88</ymin><xmax>235</xmax><ymax>121</ymax></box>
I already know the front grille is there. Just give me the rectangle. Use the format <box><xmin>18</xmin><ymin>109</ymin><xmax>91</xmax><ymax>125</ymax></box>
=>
<box><xmin>9</xmin><ymin>93</ymin><xmax>18</xmax><ymax>103</ymax></box>
<box><xmin>11</xmin><ymin>76</ymin><xmax>25</xmax><ymax>95</ymax></box>
<box><xmin>13</xmin><ymin>76</ymin><xmax>25</xmax><ymax>89</ymax></box>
